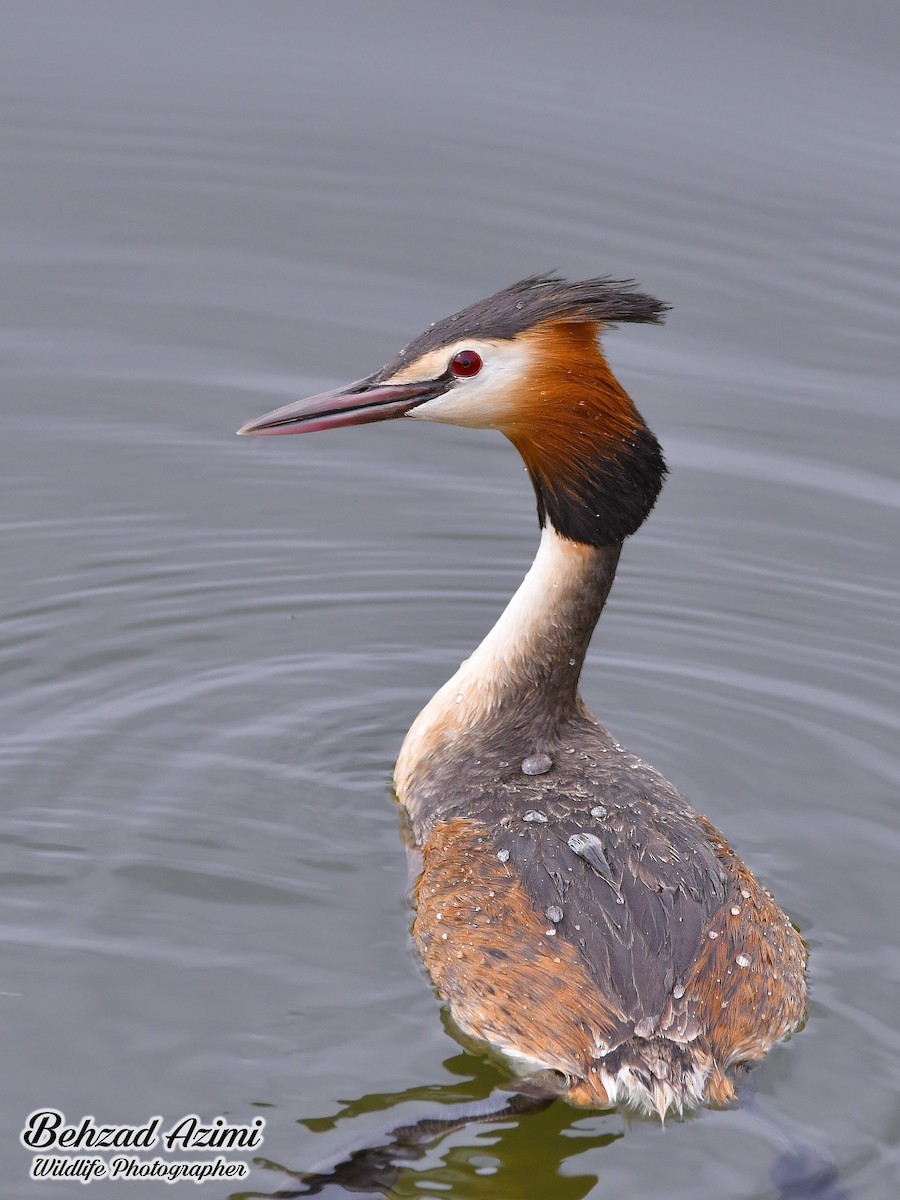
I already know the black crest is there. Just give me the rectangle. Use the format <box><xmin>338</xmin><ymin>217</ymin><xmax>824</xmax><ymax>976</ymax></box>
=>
<box><xmin>375</xmin><ymin>274</ymin><xmax>669</xmax><ymax>379</ymax></box>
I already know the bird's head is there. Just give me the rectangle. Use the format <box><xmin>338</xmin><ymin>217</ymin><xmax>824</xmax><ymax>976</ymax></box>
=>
<box><xmin>238</xmin><ymin>274</ymin><xmax>669</xmax><ymax>546</ymax></box>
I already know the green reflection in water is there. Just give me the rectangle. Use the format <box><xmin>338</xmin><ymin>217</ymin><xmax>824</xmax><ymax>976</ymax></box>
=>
<box><xmin>237</xmin><ymin>1051</ymin><xmax>624</xmax><ymax>1199</ymax></box>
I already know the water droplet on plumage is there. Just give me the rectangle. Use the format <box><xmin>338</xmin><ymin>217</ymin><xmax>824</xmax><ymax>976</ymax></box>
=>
<box><xmin>591</xmin><ymin>805</ymin><xmax>607</xmax><ymax>819</ymax></box>
<box><xmin>545</xmin><ymin>905</ymin><xmax>563</xmax><ymax>923</ymax></box>
<box><xmin>736</xmin><ymin>954</ymin><xmax>751</xmax><ymax>968</ymax></box>
<box><xmin>521</xmin><ymin>753</ymin><xmax>552</xmax><ymax>776</ymax></box>
<box><xmin>673</xmin><ymin>983</ymin><xmax>685</xmax><ymax>999</ymax></box>
<box><xmin>523</xmin><ymin>810</ymin><xmax>548</xmax><ymax>823</ymax></box>
<box><xmin>567</xmin><ymin>831</ymin><xmax>613</xmax><ymax>877</ymax></box>
<box><xmin>497</xmin><ymin>848</ymin><xmax>510</xmax><ymax>862</ymax></box>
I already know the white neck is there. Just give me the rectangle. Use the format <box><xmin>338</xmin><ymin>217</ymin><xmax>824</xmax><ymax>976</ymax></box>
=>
<box><xmin>394</xmin><ymin>526</ymin><xmax>620</xmax><ymax>802</ymax></box>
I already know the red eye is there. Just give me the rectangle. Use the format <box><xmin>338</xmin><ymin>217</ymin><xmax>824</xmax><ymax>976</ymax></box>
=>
<box><xmin>450</xmin><ymin>349</ymin><xmax>483</xmax><ymax>378</ymax></box>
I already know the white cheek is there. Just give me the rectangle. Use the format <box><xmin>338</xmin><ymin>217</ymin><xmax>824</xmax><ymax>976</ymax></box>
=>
<box><xmin>409</xmin><ymin>344</ymin><xmax>532</xmax><ymax>428</ymax></box>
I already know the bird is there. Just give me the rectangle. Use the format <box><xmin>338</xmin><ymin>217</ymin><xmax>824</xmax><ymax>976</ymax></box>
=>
<box><xmin>238</xmin><ymin>274</ymin><xmax>807</xmax><ymax>1120</ymax></box>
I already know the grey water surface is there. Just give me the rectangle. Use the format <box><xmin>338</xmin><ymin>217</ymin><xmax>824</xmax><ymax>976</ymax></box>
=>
<box><xmin>2</xmin><ymin>2</ymin><xmax>899</xmax><ymax>1197</ymax></box>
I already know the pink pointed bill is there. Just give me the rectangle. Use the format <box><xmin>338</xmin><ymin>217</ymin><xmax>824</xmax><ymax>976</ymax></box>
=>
<box><xmin>236</xmin><ymin>378</ymin><xmax>438</xmax><ymax>437</ymax></box>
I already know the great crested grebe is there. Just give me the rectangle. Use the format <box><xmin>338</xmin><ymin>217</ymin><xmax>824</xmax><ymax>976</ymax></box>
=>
<box><xmin>239</xmin><ymin>275</ymin><xmax>807</xmax><ymax>1119</ymax></box>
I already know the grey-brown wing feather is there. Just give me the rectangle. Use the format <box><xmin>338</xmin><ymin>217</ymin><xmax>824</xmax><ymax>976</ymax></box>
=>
<box><xmin>493</xmin><ymin>794</ymin><xmax>729</xmax><ymax>1036</ymax></box>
